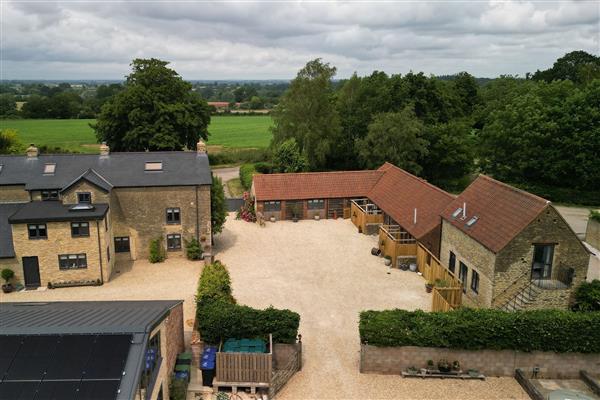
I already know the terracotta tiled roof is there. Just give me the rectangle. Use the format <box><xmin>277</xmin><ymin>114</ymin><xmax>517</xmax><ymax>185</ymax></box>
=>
<box><xmin>441</xmin><ymin>175</ymin><xmax>550</xmax><ymax>253</ymax></box>
<box><xmin>368</xmin><ymin>163</ymin><xmax>455</xmax><ymax>239</ymax></box>
<box><xmin>252</xmin><ymin>170</ymin><xmax>384</xmax><ymax>201</ymax></box>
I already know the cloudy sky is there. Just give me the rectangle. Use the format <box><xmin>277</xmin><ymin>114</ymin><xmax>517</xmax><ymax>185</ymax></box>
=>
<box><xmin>1</xmin><ymin>1</ymin><xmax>598</xmax><ymax>80</ymax></box>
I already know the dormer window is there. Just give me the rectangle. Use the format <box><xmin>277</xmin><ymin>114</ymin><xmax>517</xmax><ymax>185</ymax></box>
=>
<box><xmin>77</xmin><ymin>192</ymin><xmax>91</xmax><ymax>204</ymax></box>
<box><xmin>43</xmin><ymin>163</ymin><xmax>56</xmax><ymax>175</ymax></box>
<box><xmin>145</xmin><ymin>161</ymin><xmax>163</xmax><ymax>172</ymax></box>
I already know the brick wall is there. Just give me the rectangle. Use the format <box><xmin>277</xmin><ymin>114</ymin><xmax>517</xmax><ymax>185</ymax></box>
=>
<box><xmin>586</xmin><ymin>218</ymin><xmax>600</xmax><ymax>250</ymax></box>
<box><xmin>360</xmin><ymin>344</ymin><xmax>600</xmax><ymax>379</ymax></box>
<box><xmin>0</xmin><ymin>185</ymin><xmax>29</xmax><ymax>202</ymax></box>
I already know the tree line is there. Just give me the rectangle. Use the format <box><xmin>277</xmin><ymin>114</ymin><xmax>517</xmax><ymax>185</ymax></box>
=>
<box><xmin>270</xmin><ymin>51</ymin><xmax>600</xmax><ymax>202</ymax></box>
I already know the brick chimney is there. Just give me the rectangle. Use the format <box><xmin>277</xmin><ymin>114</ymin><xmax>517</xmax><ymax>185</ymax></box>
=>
<box><xmin>196</xmin><ymin>139</ymin><xmax>207</xmax><ymax>154</ymax></box>
<box><xmin>26</xmin><ymin>144</ymin><xmax>39</xmax><ymax>158</ymax></box>
<box><xmin>99</xmin><ymin>142</ymin><xmax>110</xmax><ymax>156</ymax></box>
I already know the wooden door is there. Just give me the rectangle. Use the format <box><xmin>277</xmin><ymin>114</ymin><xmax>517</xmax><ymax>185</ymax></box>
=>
<box><xmin>22</xmin><ymin>256</ymin><xmax>41</xmax><ymax>288</ymax></box>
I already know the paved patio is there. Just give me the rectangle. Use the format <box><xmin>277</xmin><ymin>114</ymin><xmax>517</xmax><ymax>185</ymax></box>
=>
<box><xmin>214</xmin><ymin>215</ymin><xmax>528</xmax><ymax>399</ymax></box>
<box><xmin>0</xmin><ymin>257</ymin><xmax>203</xmax><ymax>344</ymax></box>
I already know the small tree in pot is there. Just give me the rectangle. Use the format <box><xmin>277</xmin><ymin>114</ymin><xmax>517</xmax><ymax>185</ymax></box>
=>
<box><xmin>1</xmin><ymin>268</ymin><xmax>15</xmax><ymax>293</ymax></box>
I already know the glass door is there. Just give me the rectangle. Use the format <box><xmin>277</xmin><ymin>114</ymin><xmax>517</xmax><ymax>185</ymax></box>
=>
<box><xmin>532</xmin><ymin>244</ymin><xmax>554</xmax><ymax>280</ymax></box>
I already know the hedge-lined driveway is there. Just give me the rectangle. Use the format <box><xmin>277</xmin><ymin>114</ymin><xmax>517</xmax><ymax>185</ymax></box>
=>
<box><xmin>215</xmin><ymin>216</ymin><xmax>528</xmax><ymax>399</ymax></box>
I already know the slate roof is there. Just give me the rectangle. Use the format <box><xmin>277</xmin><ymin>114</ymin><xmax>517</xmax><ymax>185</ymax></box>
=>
<box><xmin>9</xmin><ymin>202</ymin><xmax>109</xmax><ymax>223</ymax></box>
<box><xmin>441</xmin><ymin>175</ymin><xmax>550</xmax><ymax>253</ymax></box>
<box><xmin>61</xmin><ymin>169</ymin><xmax>113</xmax><ymax>193</ymax></box>
<box><xmin>0</xmin><ymin>300</ymin><xmax>182</xmax><ymax>335</ymax></box>
<box><xmin>0</xmin><ymin>203</ymin><xmax>25</xmax><ymax>258</ymax></box>
<box><xmin>367</xmin><ymin>163</ymin><xmax>455</xmax><ymax>239</ymax></box>
<box><xmin>252</xmin><ymin>170</ymin><xmax>384</xmax><ymax>201</ymax></box>
<box><xmin>0</xmin><ymin>151</ymin><xmax>211</xmax><ymax>190</ymax></box>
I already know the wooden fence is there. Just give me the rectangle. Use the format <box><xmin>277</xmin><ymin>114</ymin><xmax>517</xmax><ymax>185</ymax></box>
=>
<box><xmin>350</xmin><ymin>200</ymin><xmax>383</xmax><ymax>233</ymax></box>
<box><xmin>216</xmin><ymin>352</ymin><xmax>272</xmax><ymax>384</ymax></box>
<box><xmin>378</xmin><ymin>225</ymin><xmax>417</xmax><ymax>267</ymax></box>
<box><xmin>416</xmin><ymin>243</ymin><xmax>462</xmax><ymax>311</ymax></box>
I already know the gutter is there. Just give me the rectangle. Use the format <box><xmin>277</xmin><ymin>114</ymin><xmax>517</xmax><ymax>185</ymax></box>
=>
<box><xmin>96</xmin><ymin>221</ymin><xmax>104</xmax><ymax>284</ymax></box>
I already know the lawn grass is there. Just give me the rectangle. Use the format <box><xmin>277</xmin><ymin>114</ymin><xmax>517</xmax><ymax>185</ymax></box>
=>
<box><xmin>226</xmin><ymin>178</ymin><xmax>245</xmax><ymax>197</ymax></box>
<box><xmin>0</xmin><ymin>115</ymin><xmax>273</xmax><ymax>153</ymax></box>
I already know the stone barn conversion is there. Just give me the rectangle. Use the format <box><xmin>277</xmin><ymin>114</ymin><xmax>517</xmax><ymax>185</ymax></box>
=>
<box><xmin>0</xmin><ymin>142</ymin><xmax>212</xmax><ymax>289</ymax></box>
<box><xmin>439</xmin><ymin>175</ymin><xmax>590</xmax><ymax>311</ymax></box>
<box><xmin>252</xmin><ymin>163</ymin><xmax>590</xmax><ymax>311</ymax></box>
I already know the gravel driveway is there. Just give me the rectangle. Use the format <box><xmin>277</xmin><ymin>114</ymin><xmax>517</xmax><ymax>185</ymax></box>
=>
<box><xmin>214</xmin><ymin>216</ymin><xmax>527</xmax><ymax>400</ymax></box>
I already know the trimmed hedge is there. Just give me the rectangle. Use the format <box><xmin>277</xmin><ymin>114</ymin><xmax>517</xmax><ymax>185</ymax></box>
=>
<box><xmin>359</xmin><ymin>308</ymin><xmax>600</xmax><ymax>353</ymax></box>
<box><xmin>198</xmin><ymin>300</ymin><xmax>300</xmax><ymax>344</ymax></box>
<box><xmin>254</xmin><ymin>162</ymin><xmax>273</xmax><ymax>174</ymax></box>
<box><xmin>239</xmin><ymin>164</ymin><xmax>257</xmax><ymax>190</ymax></box>
<box><xmin>196</xmin><ymin>261</ymin><xmax>300</xmax><ymax>344</ymax></box>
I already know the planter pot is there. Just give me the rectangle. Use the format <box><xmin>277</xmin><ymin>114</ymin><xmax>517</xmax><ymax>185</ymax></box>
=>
<box><xmin>292</xmin><ymin>217</ymin><xmax>299</xmax><ymax>223</ymax></box>
<box><xmin>314</xmin><ymin>215</ymin><xmax>320</xmax><ymax>221</ymax></box>
<box><xmin>438</xmin><ymin>365</ymin><xmax>452</xmax><ymax>373</ymax></box>
<box><xmin>270</xmin><ymin>216</ymin><xmax>276</xmax><ymax>222</ymax></box>
<box><xmin>384</xmin><ymin>258</ymin><xmax>392</xmax><ymax>266</ymax></box>
<box><xmin>409</xmin><ymin>263</ymin><xmax>417</xmax><ymax>272</ymax></box>
<box><xmin>425</xmin><ymin>284</ymin><xmax>433</xmax><ymax>293</ymax></box>
<box><xmin>2</xmin><ymin>284</ymin><xmax>13</xmax><ymax>294</ymax></box>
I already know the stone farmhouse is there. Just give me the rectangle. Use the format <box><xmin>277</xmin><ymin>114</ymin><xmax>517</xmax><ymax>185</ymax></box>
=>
<box><xmin>0</xmin><ymin>142</ymin><xmax>212</xmax><ymax>289</ymax></box>
<box><xmin>252</xmin><ymin>163</ymin><xmax>590</xmax><ymax>310</ymax></box>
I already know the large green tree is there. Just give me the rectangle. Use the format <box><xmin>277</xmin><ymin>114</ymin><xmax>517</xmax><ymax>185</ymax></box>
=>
<box><xmin>271</xmin><ymin>138</ymin><xmax>308</xmax><ymax>173</ymax></box>
<box><xmin>93</xmin><ymin>58</ymin><xmax>211</xmax><ymax>151</ymax></box>
<box><xmin>356</xmin><ymin>107</ymin><xmax>428</xmax><ymax>174</ymax></box>
<box><xmin>532</xmin><ymin>50</ymin><xmax>600</xmax><ymax>84</ymax></box>
<box><xmin>271</xmin><ymin>59</ymin><xmax>341</xmax><ymax>170</ymax></box>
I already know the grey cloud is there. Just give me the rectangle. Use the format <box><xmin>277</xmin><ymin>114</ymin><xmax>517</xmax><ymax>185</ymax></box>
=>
<box><xmin>1</xmin><ymin>0</ymin><xmax>598</xmax><ymax>79</ymax></box>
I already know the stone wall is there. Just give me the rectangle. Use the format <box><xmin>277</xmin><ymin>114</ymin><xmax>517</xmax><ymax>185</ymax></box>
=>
<box><xmin>11</xmin><ymin>218</ymin><xmax>109</xmax><ymax>287</ymax></box>
<box><xmin>61</xmin><ymin>181</ymin><xmax>110</xmax><ymax>204</ymax></box>
<box><xmin>110</xmin><ymin>185</ymin><xmax>211</xmax><ymax>260</ymax></box>
<box><xmin>0</xmin><ymin>185</ymin><xmax>29</xmax><ymax>202</ymax></box>
<box><xmin>494</xmin><ymin>205</ymin><xmax>589</xmax><ymax>309</ymax></box>
<box><xmin>440</xmin><ymin>221</ymin><xmax>496</xmax><ymax>308</ymax></box>
<box><xmin>360</xmin><ymin>344</ymin><xmax>600</xmax><ymax>379</ymax></box>
<box><xmin>586</xmin><ymin>218</ymin><xmax>600</xmax><ymax>250</ymax></box>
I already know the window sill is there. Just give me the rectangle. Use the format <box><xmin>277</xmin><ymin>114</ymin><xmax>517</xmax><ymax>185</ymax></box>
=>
<box><xmin>71</xmin><ymin>235</ymin><xmax>91</xmax><ymax>238</ymax></box>
<box><xmin>59</xmin><ymin>267</ymin><xmax>88</xmax><ymax>271</ymax></box>
<box><xmin>28</xmin><ymin>237</ymin><xmax>48</xmax><ymax>240</ymax></box>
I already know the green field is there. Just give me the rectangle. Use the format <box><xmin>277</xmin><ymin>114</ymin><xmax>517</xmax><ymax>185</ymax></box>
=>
<box><xmin>0</xmin><ymin>116</ymin><xmax>273</xmax><ymax>153</ymax></box>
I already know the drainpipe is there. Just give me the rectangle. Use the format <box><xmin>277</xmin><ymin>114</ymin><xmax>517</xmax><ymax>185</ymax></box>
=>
<box><xmin>96</xmin><ymin>220</ymin><xmax>104</xmax><ymax>284</ymax></box>
<box><xmin>195</xmin><ymin>185</ymin><xmax>200</xmax><ymax>241</ymax></box>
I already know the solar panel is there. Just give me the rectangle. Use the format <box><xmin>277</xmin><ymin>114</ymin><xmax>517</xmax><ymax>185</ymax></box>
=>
<box><xmin>0</xmin><ymin>382</ymin><xmax>38</xmax><ymax>400</ymax></box>
<box><xmin>6</xmin><ymin>336</ymin><xmax>58</xmax><ymax>381</ymax></box>
<box><xmin>84</xmin><ymin>335</ymin><xmax>130</xmax><ymax>380</ymax></box>
<box><xmin>0</xmin><ymin>336</ymin><xmax>23</xmax><ymax>378</ymax></box>
<box><xmin>35</xmin><ymin>381</ymin><xmax>79</xmax><ymax>400</ymax></box>
<box><xmin>78</xmin><ymin>380</ymin><xmax>120</xmax><ymax>400</ymax></box>
<box><xmin>45</xmin><ymin>336</ymin><xmax>95</xmax><ymax>380</ymax></box>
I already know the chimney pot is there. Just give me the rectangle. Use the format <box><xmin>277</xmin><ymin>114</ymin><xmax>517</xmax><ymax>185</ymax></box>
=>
<box><xmin>26</xmin><ymin>143</ymin><xmax>39</xmax><ymax>158</ymax></box>
<box><xmin>196</xmin><ymin>139</ymin><xmax>207</xmax><ymax>154</ymax></box>
<box><xmin>99</xmin><ymin>141</ymin><xmax>110</xmax><ymax>156</ymax></box>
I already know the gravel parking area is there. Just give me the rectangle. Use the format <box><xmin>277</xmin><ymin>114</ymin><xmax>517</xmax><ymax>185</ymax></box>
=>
<box><xmin>0</xmin><ymin>258</ymin><xmax>203</xmax><ymax>344</ymax></box>
<box><xmin>215</xmin><ymin>216</ymin><xmax>527</xmax><ymax>400</ymax></box>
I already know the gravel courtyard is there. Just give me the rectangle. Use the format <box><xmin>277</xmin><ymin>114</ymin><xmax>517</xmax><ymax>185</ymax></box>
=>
<box><xmin>0</xmin><ymin>258</ymin><xmax>203</xmax><ymax>344</ymax></box>
<box><xmin>215</xmin><ymin>216</ymin><xmax>527</xmax><ymax>400</ymax></box>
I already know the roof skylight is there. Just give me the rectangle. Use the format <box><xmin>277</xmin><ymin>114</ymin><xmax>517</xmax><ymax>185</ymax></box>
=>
<box><xmin>43</xmin><ymin>163</ymin><xmax>56</xmax><ymax>175</ymax></box>
<box><xmin>451</xmin><ymin>208</ymin><xmax>462</xmax><ymax>218</ymax></box>
<box><xmin>144</xmin><ymin>161</ymin><xmax>163</xmax><ymax>172</ymax></box>
<box><xmin>0</xmin><ymin>164</ymin><xmax>3</xmax><ymax>174</ymax></box>
<box><xmin>69</xmin><ymin>204</ymin><xmax>94</xmax><ymax>211</ymax></box>
<box><xmin>466</xmin><ymin>216</ymin><xmax>479</xmax><ymax>227</ymax></box>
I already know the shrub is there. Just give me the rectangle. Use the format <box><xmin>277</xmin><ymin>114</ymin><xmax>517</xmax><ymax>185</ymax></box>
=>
<box><xmin>185</xmin><ymin>237</ymin><xmax>203</xmax><ymax>261</ymax></box>
<box><xmin>590</xmin><ymin>210</ymin><xmax>600</xmax><ymax>223</ymax></box>
<box><xmin>169</xmin><ymin>378</ymin><xmax>187</xmax><ymax>400</ymax></box>
<box><xmin>1</xmin><ymin>268</ymin><xmax>14</xmax><ymax>284</ymax></box>
<box><xmin>236</xmin><ymin>192</ymin><xmax>256</xmax><ymax>222</ymax></box>
<box><xmin>254</xmin><ymin>162</ymin><xmax>273</xmax><ymax>174</ymax></box>
<box><xmin>572</xmin><ymin>280</ymin><xmax>600</xmax><ymax>312</ymax></box>
<box><xmin>196</xmin><ymin>261</ymin><xmax>235</xmax><ymax>308</ymax></box>
<box><xmin>196</xmin><ymin>261</ymin><xmax>300</xmax><ymax>344</ymax></box>
<box><xmin>148</xmin><ymin>238</ymin><xmax>165</xmax><ymax>263</ymax></box>
<box><xmin>239</xmin><ymin>164</ymin><xmax>258</xmax><ymax>190</ymax></box>
<box><xmin>359</xmin><ymin>308</ymin><xmax>600</xmax><ymax>353</ymax></box>
<box><xmin>211</xmin><ymin>174</ymin><xmax>227</xmax><ymax>235</ymax></box>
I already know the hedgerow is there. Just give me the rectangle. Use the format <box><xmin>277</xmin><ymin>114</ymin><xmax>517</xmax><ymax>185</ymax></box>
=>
<box><xmin>196</xmin><ymin>261</ymin><xmax>300</xmax><ymax>344</ymax></box>
<box><xmin>359</xmin><ymin>308</ymin><xmax>600</xmax><ymax>353</ymax></box>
